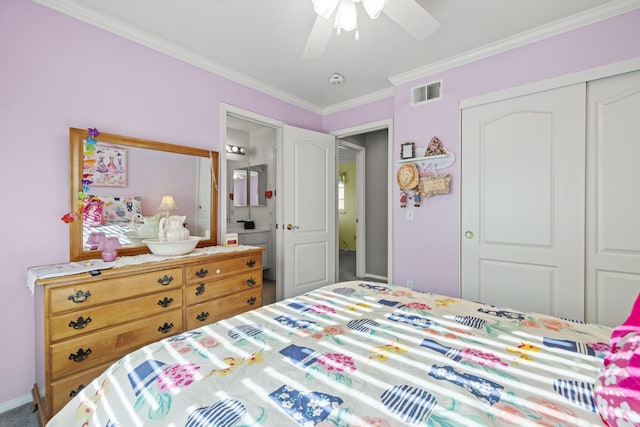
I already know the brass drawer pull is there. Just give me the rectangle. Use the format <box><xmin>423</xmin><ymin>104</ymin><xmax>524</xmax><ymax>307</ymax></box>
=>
<box><xmin>196</xmin><ymin>311</ymin><xmax>209</xmax><ymax>322</ymax></box>
<box><xmin>246</xmin><ymin>259</ymin><xmax>256</xmax><ymax>268</ymax></box>
<box><xmin>246</xmin><ymin>278</ymin><xmax>256</xmax><ymax>287</ymax></box>
<box><xmin>157</xmin><ymin>297</ymin><xmax>174</xmax><ymax>308</ymax></box>
<box><xmin>195</xmin><ymin>268</ymin><xmax>208</xmax><ymax>278</ymax></box>
<box><xmin>68</xmin><ymin>348</ymin><xmax>92</xmax><ymax>362</ymax></box>
<box><xmin>195</xmin><ymin>283</ymin><xmax>206</xmax><ymax>296</ymax></box>
<box><xmin>69</xmin><ymin>384</ymin><xmax>85</xmax><ymax>398</ymax></box>
<box><xmin>68</xmin><ymin>290</ymin><xmax>91</xmax><ymax>304</ymax></box>
<box><xmin>247</xmin><ymin>296</ymin><xmax>257</xmax><ymax>305</ymax></box>
<box><xmin>158</xmin><ymin>322</ymin><xmax>174</xmax><ymax>334</ymax></box>
<box><xmin>157</xmin><ymin>275</ymin><xmax>174</xmax><ymax>286</ymax></box>
<box><xmin>68</xmin><ymin>316</ymin><xmax>92</xmax><ymax>330</ymax></box>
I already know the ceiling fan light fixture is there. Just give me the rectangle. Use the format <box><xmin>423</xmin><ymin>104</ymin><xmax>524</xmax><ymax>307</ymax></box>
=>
<box><xmin>313</xmin><ymin>0</ymin><xmax>340</xmax><ymax>19</ymax></box>
<box><xmin>335</xmin><ymin>0</ymin><xmax>358</xmax><ymax>33</ymax></box>
<box><xmin>361</xmin><ymin>0</ymin><xmax>388</xmax><ymax>19</ymax></box>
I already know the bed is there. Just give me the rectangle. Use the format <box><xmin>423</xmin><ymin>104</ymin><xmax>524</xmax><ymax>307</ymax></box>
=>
<box><xmin>46</xmin><ymin>281</ymin><xmax>614</xmax><ymax>427</ymax></box>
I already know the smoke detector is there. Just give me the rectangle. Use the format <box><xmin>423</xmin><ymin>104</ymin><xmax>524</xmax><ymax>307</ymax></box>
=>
<box><xmin>329</xmin><ymin>73</ymin><xmax>345</xmax><ymax>86</ymax></box>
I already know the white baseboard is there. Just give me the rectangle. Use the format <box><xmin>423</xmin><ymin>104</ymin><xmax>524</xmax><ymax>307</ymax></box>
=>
<box><xmin>364</xmin><ymin>273</ymin><xmax>387</xmax><ymax>282</ymax></box>
<box><xmin>0</xmin><ymin>392</ymin><xmax>33</xmax><ymax>414</ymax></box>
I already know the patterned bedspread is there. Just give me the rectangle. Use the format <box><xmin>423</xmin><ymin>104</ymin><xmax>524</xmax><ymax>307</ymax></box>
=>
<box><xmin>46</xmin><ymin>281</ymin><xmax>611</xmax><ymax>427</ymax></box>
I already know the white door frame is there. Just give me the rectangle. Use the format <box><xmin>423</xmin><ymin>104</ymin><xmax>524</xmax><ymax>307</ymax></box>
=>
<box><xmin>331</xmin><ymin>118</ymin><xmax>394</xmax><ymax>283</ymax></box>
<box><xmin>219</xmin><ymin>104</ymin><xmax>284</xmax><ymax>237</ymax></box>
<box><xmin>337</xmin><ymin>140</ymin><xmax>366</xmax><ymax>277</ymax></box>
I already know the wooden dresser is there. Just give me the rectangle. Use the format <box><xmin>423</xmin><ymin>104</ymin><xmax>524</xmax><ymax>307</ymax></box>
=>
<box><xmin>35</xmin><ymin>247</ymin><xmax>263</xmax><ymax>420</ymax></box>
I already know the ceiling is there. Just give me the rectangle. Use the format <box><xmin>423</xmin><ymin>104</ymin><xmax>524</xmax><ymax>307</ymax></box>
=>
<box><xmin>36</xmin><ymin>0</ymin><xmax>635</xmax><ymax>113</ymax></box>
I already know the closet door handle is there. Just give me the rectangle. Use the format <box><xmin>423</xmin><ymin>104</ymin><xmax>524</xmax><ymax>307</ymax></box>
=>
<box><xmin>465</xmin><ymin>231</ymin><xmax>474</xmax><ymax>239</ymax></box>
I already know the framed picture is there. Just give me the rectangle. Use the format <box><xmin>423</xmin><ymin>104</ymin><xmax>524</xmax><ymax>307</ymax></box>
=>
<box><xmin>401</xmin><ymin>142</ymin><xmax>415</xmax><ymax>159</ymax></box>
<box><xmin>83</xmin><ymin>141</ymin><xmax>128</xmax><ymax>187</ymax></box>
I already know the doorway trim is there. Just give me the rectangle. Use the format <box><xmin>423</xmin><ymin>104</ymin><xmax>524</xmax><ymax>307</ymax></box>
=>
<box><xmin>331</xmin><ymin>118</ymin><xmax>394</xmax><ymax>283</ymax></box>
<box><xmin>219</xmin><ymin>103</ymin><xmax>284</xmax><ymax>237</ymax></box>
<box><xmin>338</xmin><ymin>140</ymin><xmax>366</xmax><ymax>277</ymax></box>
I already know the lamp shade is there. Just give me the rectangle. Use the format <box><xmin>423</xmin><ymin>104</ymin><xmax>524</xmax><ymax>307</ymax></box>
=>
<box><xmin>158</xmin><ymin>195</ymin><xmax>177</xmax><ymax>211</ymax></box>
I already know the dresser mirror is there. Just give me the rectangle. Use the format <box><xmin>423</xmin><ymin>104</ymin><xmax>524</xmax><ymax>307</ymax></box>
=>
<box><xmin>69</xmin><ymin>127</ymin><xmax>218</xmax><ymax>261</ymax></box>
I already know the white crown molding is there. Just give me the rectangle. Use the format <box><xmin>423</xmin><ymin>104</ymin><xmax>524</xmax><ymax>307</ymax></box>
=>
<box><xmin>389</xmin><ymin>0</ymin><xmax>640</xmax><ymax>87</ymax></box>
<box><xmin>32</xmin><ymin>0</ymin><xmax>323</xmax><ymax>115</ymax></box>
<box><xmin>32</xmin><ymin>0</ymin><xmax>640</xmax><ymax>117</ymax></box>
<box><xmin>321</xmin><ymin>87</ymin><xmax>394</xmax><ymax>115</ymax></box>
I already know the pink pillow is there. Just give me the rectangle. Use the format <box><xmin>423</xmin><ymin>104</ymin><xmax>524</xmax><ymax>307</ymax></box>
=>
<box><xmin>594</xmin><ymin>293</ymin><xmax>640</xmax><ymax>426</ymax></box>
<box><xmin>82</xmin><ymin>197</ymin><xmax>104</xmax><ymax>227</ymax></box>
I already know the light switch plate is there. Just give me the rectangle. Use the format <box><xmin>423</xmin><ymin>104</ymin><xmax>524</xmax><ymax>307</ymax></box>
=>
<box><xmin>406</xmin><ymin>209</ymin><xmax>414</xmax><ymax>221</ymax></box>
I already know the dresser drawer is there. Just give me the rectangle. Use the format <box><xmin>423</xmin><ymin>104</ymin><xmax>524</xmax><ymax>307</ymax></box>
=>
<box><xmin>50</xmin><ymin>362</ymin><xmax>111</xmax><ymax>416</ymax></box>
<box><xmin>185</xmin><ymin>254</ymin><xmax>261</xmax><ymax>284</ymax></box>
<box><xmin>50</xmin><ymin>309</ymin><xmax>182</xmax><ymax>379</ymax></box>
<box><xmin>186</xmin><ymin>271</ymin><xmax>262</xmax><ymax>305</ymax></box>
<box><xmin>49</xmin><ymin>268</ymin><xmax>183</xmax><ymax>314</ymax></box>
<box><xmin>50</xmin><ymin>289</ymin><xmax>183</xmax><ymax>342</ymax></box>
<box><xmin>186</xmin><ymin>288</ymin><xmax>262</xmax><ymax>329</ymax></box>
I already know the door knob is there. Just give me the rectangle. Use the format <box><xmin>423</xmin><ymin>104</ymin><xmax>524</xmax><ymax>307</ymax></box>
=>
<box><xmin>286</xmin><ymin>224</ymin><xmax>299</xmax><ymax>230</ymax></box>
<box><xmin>465</xmin><ymin>231</ymin><xmax>474</xmax><ymax>239</ymax></box>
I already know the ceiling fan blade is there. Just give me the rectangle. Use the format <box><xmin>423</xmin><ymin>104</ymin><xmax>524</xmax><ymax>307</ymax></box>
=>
<box><xmin>383</xmin><ymin>0</ymin><xmax>440</xmax><ymax>40</ymax></box>
<box><xmin>303</xmin><ymin>15</ymin><xmax>335</xmax><ymax>59</ymax></box>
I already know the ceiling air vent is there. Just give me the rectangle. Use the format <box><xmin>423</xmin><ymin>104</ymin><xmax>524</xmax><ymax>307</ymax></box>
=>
<box><xmin>411</xmin><ymin>79</ymin><xmax>443</xmax><ymax>106</ymax></box>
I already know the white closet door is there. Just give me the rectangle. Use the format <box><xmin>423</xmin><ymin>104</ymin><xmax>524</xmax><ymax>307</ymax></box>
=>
<box><xmin>586</xmin><ymin>70</ymin><xmax>640</xmax><ymax>326</ymax></box>
<box><xmin>461</xmin><ymin>84</ymin><xmax>586</xmax><ymax>320</ymax></box>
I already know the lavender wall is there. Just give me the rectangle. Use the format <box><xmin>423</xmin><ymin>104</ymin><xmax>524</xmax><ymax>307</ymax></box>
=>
<box><xmin>325</xmin><ymin>9</ymin><xmax>640</xmax><ymax>297</ymax></box>
<box><xmin>1</xmin><ymin>0</ymin><xmax>639</xmax><ymax>410</ymax></box>
<box><xmin>0</xmin><ymin>0</ymin><xmax>320</xmax><ymax>406</ymax></box>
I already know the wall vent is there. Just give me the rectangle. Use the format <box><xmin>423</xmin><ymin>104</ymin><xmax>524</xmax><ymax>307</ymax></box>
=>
<box><xmin>411</xmin><ymin>79</ymin><xmax>443</xmax><ymax>106</ymax></box>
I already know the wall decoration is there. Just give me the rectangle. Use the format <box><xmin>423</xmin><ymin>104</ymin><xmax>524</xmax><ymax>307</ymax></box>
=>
<box><xmin>84</xmin><ymin>142</ymin><xmax>127</xmax><ymax>187</ymax></box>
<box><xmin>401</xmin><ymin>141</ymin><xmax>415</xmax><ymax>159</ymax></box>
<box><xmin>424</xmin><ymin>136</ymin><xmax>447</xmax><ymax>156</ymax></box>
<box><xmin>397</xmin><ymin>163</ymin><xmax>420</xmax><ymax>190</ymax></box>
<box><xmin>419</xmin><ymin>174</ymin><xmax>451</xmax><ymax>198</ymax></box>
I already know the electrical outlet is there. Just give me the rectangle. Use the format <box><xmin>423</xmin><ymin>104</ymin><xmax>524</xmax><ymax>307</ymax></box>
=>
<box><xmin>406</xmin><ymin>209</ymin><xmax>414</xmax><ymax>221</ymax></box>
<box><xmin>405</xmin><ymin>280</ymin><xmax>414</xmax><ymax>289</ymax></box>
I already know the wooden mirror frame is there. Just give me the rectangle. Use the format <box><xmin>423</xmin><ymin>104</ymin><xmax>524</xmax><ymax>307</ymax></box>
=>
<box><xmin>69</xmin><ymin>128</ymin><xmax>218</xmax><ymax>261</ymax></box>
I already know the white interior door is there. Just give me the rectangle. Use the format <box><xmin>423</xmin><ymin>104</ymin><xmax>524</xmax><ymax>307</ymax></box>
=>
<box><xmin>279</xmin><ymin>125</ymin><xmax>336</xmax><ymax>299</ymax></box>
<box><xmin>586</xmin><ymin>70</ymin><xmax>640</xmax><ymax>326</ymax></box>
<box><xmin>461</xmin><ymin>84</ymin><xmax>586</xmax><ymax>320</ymax></box>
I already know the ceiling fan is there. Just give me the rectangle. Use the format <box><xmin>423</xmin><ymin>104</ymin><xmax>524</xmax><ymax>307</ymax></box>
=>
<box><xmin>303</xmin><ymin>0</ymin><xmax>440</xmax><ymax>59</ymax></box>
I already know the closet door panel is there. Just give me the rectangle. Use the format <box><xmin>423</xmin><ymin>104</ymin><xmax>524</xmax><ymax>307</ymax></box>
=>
<box><xmin>586</xmin><ymin>70</ymin><xmax>640</xmax><ymax>326</ymax></box>
<box><xmin>461</xmin><ymin>83</ymin><xmax>586</xmax><ymax>320</ymax></box>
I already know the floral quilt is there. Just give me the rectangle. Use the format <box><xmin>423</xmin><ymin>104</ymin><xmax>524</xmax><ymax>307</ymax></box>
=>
<box><xmin>46</xmin><ymin>281</ymin><xmax>611</xmax><ymax>427</ymax></box>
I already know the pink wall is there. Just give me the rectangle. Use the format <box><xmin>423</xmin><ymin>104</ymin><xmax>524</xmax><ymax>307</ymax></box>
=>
<box><xmin>1</xmin><ymin>0</ymin><xmax>639</xmax><ymax>409</ymax></box>
<box><xmin>0</xmin><ymin>0</ymin><xmax>320</xmax><ymax>406</ymax></box>
<box><xmin>325</xmin><ymin>9</ymin><xmax>640</xmax><ymax>297</ymax></box>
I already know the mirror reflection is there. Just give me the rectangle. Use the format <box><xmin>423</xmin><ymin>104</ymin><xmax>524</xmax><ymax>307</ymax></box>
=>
<box><xmin>70</xmin><ymin>128</ymin><xmax>218</xmax><ymax>261</ymax></box>
<box><xmin>231</xmin><ymin>164</ymin><xmax>267</xmax><ymax>207</ymax></box>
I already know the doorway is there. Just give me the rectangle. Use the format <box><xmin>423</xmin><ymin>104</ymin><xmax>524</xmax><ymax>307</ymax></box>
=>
<box><xmin>334</xmin><ymin>122</ymin><xmax>392</xmax><ymax>283</ymax></box>
<box><xmin>222</xmin><ymin>110</ymin><xmax>280</xmax><ymax>305</ymax></box>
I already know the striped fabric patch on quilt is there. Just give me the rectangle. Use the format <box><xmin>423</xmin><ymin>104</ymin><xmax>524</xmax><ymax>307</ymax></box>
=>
<box><xmin>454</xmin><ymin>315</ymin><xmax>486</xmax><ymax>329</ymax></box>
<box><xmin>553</xmin><ymin>379</ymin><xmax>596</xmax><ymax>413</ymax></box>
<box><xmin>381</xmin><ymin>384</ymin><xmax>437</xmax><ymax>424</ymax></box>
<box><xmin>186</xmin><ymin>399</ymin><xmax>246</xmax><ymax>427</ymax></box>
